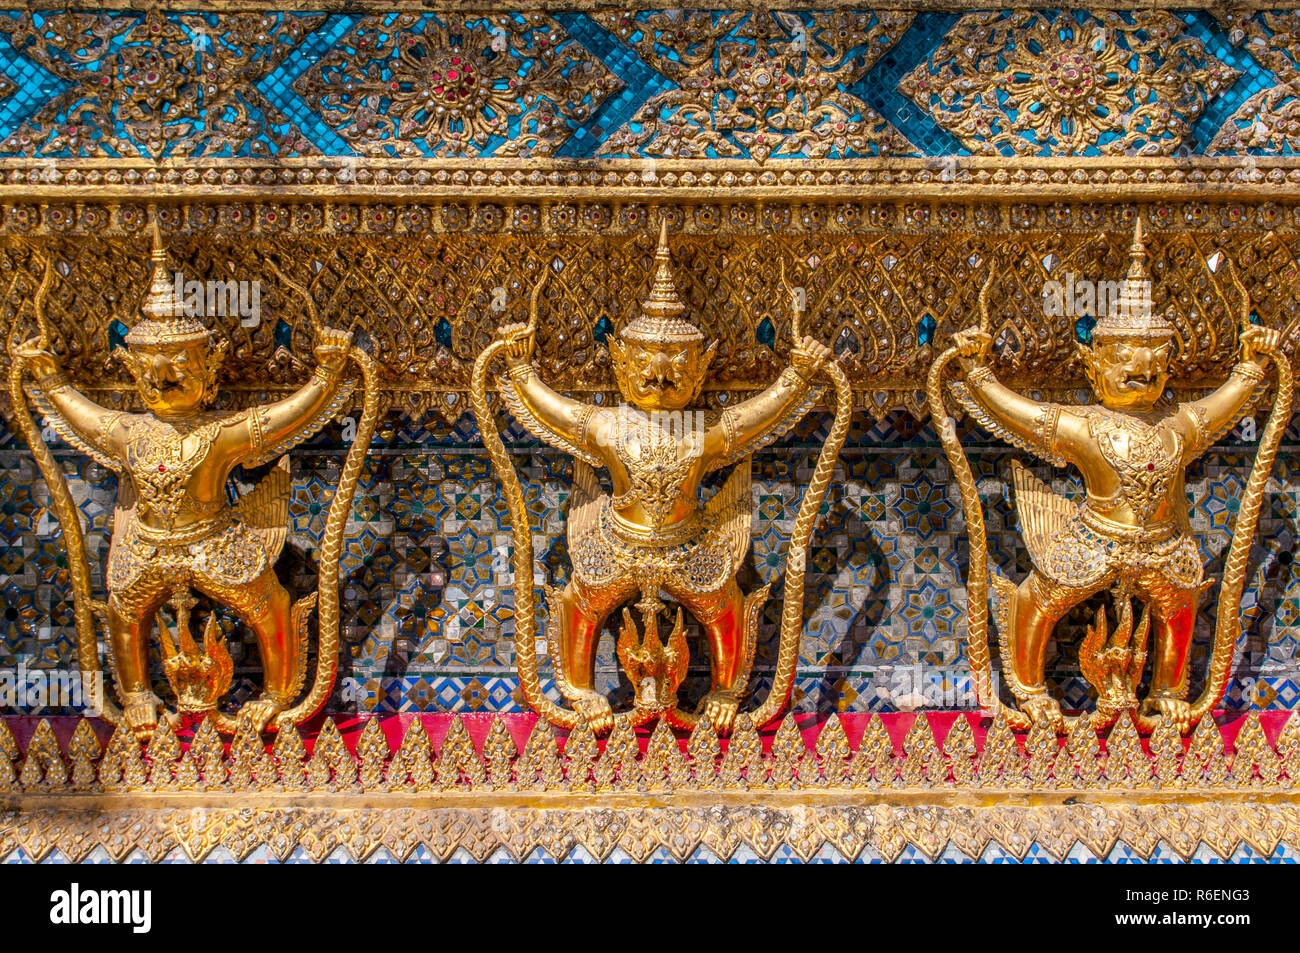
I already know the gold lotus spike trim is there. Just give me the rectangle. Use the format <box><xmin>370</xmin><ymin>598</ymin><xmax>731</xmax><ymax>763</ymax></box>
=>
<box><xmin>1186</xmin><ymin>716</ymin><xmax>1231</xmax><ymax>788</ymax></box>
<box><xmin>942</xmin><ymin>717</ymin><xmax>978</xmax><ymax>786</ymax></box>
<box><xmin>562</xmin><ymin>720</ymin><xmax>598</xmax><ymax>792</ymax></box>
<box><xmin>898</xmin><ymin>715</ymin><xmax>942</xmax><ymax>787</ymax></box>
<box><xmin>1276</xmin><ymin>715</ymin><xmax>1300</xmax><ymax>789</ymax></box>
<box><xmin>518</xmin><ymin>721</ymin><xmax>564</xmax><ymax>792</ymax></box>
<box><xmin>98</xmin><ymin>722</ymin><xmax>147</xmax><ymax>789</ymax></box>
<box><xmin>719</xmin><ymin>713</ymin><xmax>761</xmax><ymax>789</ymax></box>
<box><xmin>1025</xmin><ymin>718</ymin><xmax>1059</xmax><ymax>788</ymax></box>
<box><xmin>481</xmin><ymin>718</ymin><xmax>517</xmax><ymax>792</ymax></box>
<box><xmin>357</xmin><ymin>718</ymin><xmax>392</xmax><ymax>792</ymax></box>
<box><xmin>851</xmin><ymin>714</ymin><xmax>895</xmax><ymax>789</ymax></box>
<box><xmin>642</xmin><ymin>719</ymin><xmax>691</xmax><ymax>791</ymax></box>
<box><xmin>18</xmin><ymin>719</ymin><xmax>66</xmax><ymax>789</ymax></box>
<box><xmin>686</xmin><ymin>717</ymin><xmax>722</xmax><ymax>790</ymax></box>
<box><xmin>978</xmin><ymin>714</ymin><xmax>1023</xmax><ymax>788</ymax></box>
<box><xmin>144</xmin><ymin>717</ymin><xmax>182</xmax><ymax>790</ymax></box>
<box><xmin>189</xmin><ymin>718</ymin><xmax>225</xmax><ymax>790</ymax></box>
<box><xmin>1229</xmin><ymin>712</ymin><xmax>1278</xmax><ymax>788</ymax></box>
<box><xmin>813</xmin><ymin>715</ymin><xmax>852</xmax><ymax>788</ymax></box>
<box><xmin>768</xmin><ymin>713</ymin><xmax>807</xmax><ymax>790</ymax></box>
<box><xmin>307</xmin><ymin>717</ymin><xmax>355</xmax><ymax>790</ymax></box>
<box><xmin>438</xmin><ymin>716</ymin><xmax>485</xmax><ymax>790</ymax></box>
<box><xmin>1104</xmin><ymin>713</ymin><xmax>1151</xmax><ymax>789</ymax></box>
<box><xmin>388</xmin><ymin>719</ymin><xmax>435</xmax><ymax>792</ymax></box>
<box><xmin>1149</xmin><ymin>718</ymin><xmax>1184</xmax><ymax>788</ymax></box>
<box><xmin>271</xmin><ymin>721</ymin><xmax>308</xmax><ymax>791</ymax></box>
<box><xmin>66</xmin><ymin>719</ymin><xmax>101</xmax><ymax>789</ymax></box>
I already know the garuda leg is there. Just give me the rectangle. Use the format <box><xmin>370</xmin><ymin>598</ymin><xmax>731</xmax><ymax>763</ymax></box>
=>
<box><xmin>1136</xmin><ymin>574</ymin><xmax>1200</xmax><ymax>733</ymax></box>
<box><xmin>196</xmin><ymin>567</ymin><xmax>297</xmax><ymax>732</ymax></box>
<box><xmin>107</xmin><ymin>574</ymin><xmax>174</xmax><ymax>740</ymax></box>
<box><xmin>551</xmin><ymin>574</ymin><xmax>637</xmax><ymax>733</ymax></box>
<box><xmin>1009</xmin><ymin>570</ymin><xmax>1106</xmax><ymax>727</ymax></box>
<box><xmin>671</xmin><ymin>579</ymin><xmax>749</xmax><ymax>734</ymax></box>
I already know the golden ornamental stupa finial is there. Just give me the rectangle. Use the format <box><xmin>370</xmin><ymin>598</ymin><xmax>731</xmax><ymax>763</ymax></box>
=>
<box><xmin>619</xmin><ymin>217</ymin><xmax>704</xmax><ymax>345</ymax></box>
<box><xmin>1094</xmin><ymin>217</ymin><xmax>1173</xmax><ymax>340</ymax></box>
<box><xmin>127</xmin><ymin>206</ymin><xmax>211</xmax><ymax>346</ymax></box>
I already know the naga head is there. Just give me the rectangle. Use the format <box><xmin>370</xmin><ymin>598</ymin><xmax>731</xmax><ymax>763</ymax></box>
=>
<box><xmin>1079</xmin><ymin>219</ymin><xmax>1174</xmax><ymax>413</ymax></box>
<box><xmin>120</xmin><ymin>219</ymin><xmax>227</xmax><ymax>419</ymax></box>
<box><xmin>610</xmin><ymin>219</ymin><xmax>717</xmax><ymax>412</ymax></box>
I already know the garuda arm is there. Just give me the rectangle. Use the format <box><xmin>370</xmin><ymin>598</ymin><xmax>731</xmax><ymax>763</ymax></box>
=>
<box><xmin>230</xmin><ymin>327</ymin><xmax>357</xmax><ymax>467</ymax></box>
<box><xmin>494</xmin><ymin>321</ymin><xmax>605</xmax><ymax>468</ymax></box>
<box><xmin>947</xmin><ymin>327</ymin><xmax>1085</xmax><ymax>466</ymax></box>
<box><xmin>1169</xmin><ymin>325</ymin><xmax>1280</xmax><ymax>461</ymax></box>
<box><xmin>12</xmin><ymin>340</ymin><xmax>127</xmax><ymax>468</ymax></box>
<box><xmin>703</xmin><ymin>334</ymin><xmax>830</xmax><ymax>469</ymax></box>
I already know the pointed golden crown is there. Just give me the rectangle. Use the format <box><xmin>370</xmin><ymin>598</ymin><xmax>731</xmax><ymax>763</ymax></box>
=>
<box><xmin>1092</xmin><ymin>218</ymin><xmax>1175</xmax><ymax>341</ymax></box>
<box><xmin>125</xmin><ymin>214</ymin><xmax>212</xmax><ymax>347</ymax></box>
<box><xmin>619</xmin><ymin>218</ymin><xmax>704</xmax><ymax>345</ymax></box>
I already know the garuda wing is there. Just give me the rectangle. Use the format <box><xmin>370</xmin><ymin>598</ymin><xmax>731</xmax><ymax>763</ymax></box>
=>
<box><xmin>566</xmin><ymin>457</ymin><xmax>605</xmax><ymax>550</ymax></box>
<box><xmin>234</xmin><ymin>455</ymin><xmax>292</xmax><ymax>563</ymax></box>
<box><xmin>1010</xmin><ymin>460</ymin><xmax>1076</xmax><ymax>570</ymax></box>
<box><xmin>705</xmin><ymin>459</ymin><xmax>754</xmax><ymax>568</ymax></box>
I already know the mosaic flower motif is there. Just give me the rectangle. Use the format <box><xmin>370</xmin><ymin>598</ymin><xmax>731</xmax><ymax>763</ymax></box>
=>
<box><xmin>1202</xmin><ymin>472</ymin><xmax>1248</xmax><ymax>533</ymax></box>
<box><xmin>594</xmin><ymin>9</ymin><xmax>916</xmax><ymax>161</ymax></box>
<box><xmin>295</xmin><ymin>13</ymin><xmax>618</xmax><ymax>158</ymax></box>
<box><xmin>897</xmin><ymin>474</ymin><xmax>955</xmax><ymax>540</ymax></box>
<box><xmin>900</xmin><ymin>581</ymin><xmax>960</xmax><ymax>648</ymax></box>
<box><xmin>900</xmin><ymin>11</ymin><xmax>1238</xmax><ymax>156</ymax></box>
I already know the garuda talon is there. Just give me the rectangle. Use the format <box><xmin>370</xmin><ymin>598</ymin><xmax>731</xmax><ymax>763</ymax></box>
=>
<box><xmin>932</xmin><ymin>220</ymin><xmax>1291</xmax><ymax>733</ymax></box>
<box><xmin>9</xmin><ymin>222</ymin><xmax>378</xmax><ymax>738</ymax></box>
<box><xmin>471</xmin><ymin>220</ymin><xmax>851</xmax><ymax>734</ymax></box>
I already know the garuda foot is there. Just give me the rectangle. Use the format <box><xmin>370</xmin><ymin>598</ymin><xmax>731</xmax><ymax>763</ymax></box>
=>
<box><xmin>1019</xmin><ymin>692</ymin><xmax>1065</xmax><ymax>731</ymax></box>
<box><xmin>570</xmin><ymin>690</ymin><xmax>614</xmax><ymax>734</ymax></box>
<box><xmin>121</xmin><ymin>691</ymin><xmax>166</xmax><ymax>742</ymax></box>
<box><xmin>698</xmin><ymin>689</ymin><xmax>741</xmax><ymax>735</ymax></box>
<box><xmin>240</xmin><ymin>693</ymin><xmax>289</xmax><ymax>733</ymax></box>
<box><xmin>1140</xmin><ymin>694</ymin><xmax>1192</xmax><ymax>734</ymax></box>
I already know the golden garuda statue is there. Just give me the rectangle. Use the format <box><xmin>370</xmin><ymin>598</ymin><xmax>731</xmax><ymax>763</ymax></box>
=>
<box><xmin>471</xmin><ymin>220</ymin><xmax>851</xmax><ymax>734</ymax></box>
<box><xmin>930</xmin><ymin>220</ymin><xmax>1291</xmax><ymax>733</ymax></box>
<box><xmin>7</xmin><ymin>216</ymin><xmax>379</xmax><ymax>739</ymax></box>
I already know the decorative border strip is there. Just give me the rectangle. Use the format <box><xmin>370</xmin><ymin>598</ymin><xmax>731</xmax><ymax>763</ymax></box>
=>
<box><xmin>7</xmin><ymin>2</ymin><xmax>1290</xmax><ymax>12</ymax></box>
<box><xmin>3</xmin><ymin>801</ymin><xmax>1296</xmax><ymax>862</ymax></box>
<box><xmin>0</xmin><ymin>158</ymin><xmax>1295</xmax><ymax>202</ymax></box>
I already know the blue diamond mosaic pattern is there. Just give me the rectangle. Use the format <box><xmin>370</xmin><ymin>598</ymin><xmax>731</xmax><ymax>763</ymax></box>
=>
<box><xmin>0</xmin><ymin>9</ymin><xmax>1295</xmax><ymax>159</ymax></box>
<box><xmin>2</xmin><ymin>407</ymin><xmax>1297</xmax><ymax>719</ymax></box>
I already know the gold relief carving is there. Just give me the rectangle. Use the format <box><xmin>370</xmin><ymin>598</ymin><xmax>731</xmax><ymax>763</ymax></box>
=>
<box><xmin>294</xmin><ymin>14</ymin><xmax>619</xmax><ymax>159</ymax></box>
<box><xmin>1208</xmin><ymin>11</ymin><xmax>1300</xmax><ymax>154</ymax></box>
<box><xmin>0</xmin><ymin>713</ymin><xmax>1297</xmax><ymax>861</ymax></box>
<box><xmin>592</xmin><ymin>10</ymin><xmax>916</xmax><ymax>161</ymax></box>
<box><xmin>6</xmin><ymin>215</ymin><xmax>381</xmax><ymax>739</ymax></box>
<box><xmin>0</xmin><ymin>11</ymin><xmax>328</xmax><ymax>159</ymax></box>
<box><xmin>472</xmin><ymin>220</ymin><xmax>851</xmax><ymax>735</ymax></box>
<box><xmin>0</xmin><ymin>215</ymin><xmax>1296</xmax><ymax>420</ymax></box>
<box><xmin>933</xmin><ymin>221</ymin><xmax>1294</xmax><ymax>734</ymax></box>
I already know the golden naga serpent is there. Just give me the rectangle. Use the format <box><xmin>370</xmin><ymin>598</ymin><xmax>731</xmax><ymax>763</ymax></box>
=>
<box><xmin>6</xmin><ymin>255</ymin><xmax>379</xmax><ymax>732</ymax></box>
<box><xmin>471</xmin><ymin>274</ymin><xmax>852</xmax><ymax>732</ymax></box>
<box><xmin>930</xmin><ymin>268</ymin><xmax>1292</xmax><ymax>733</ymax></box>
